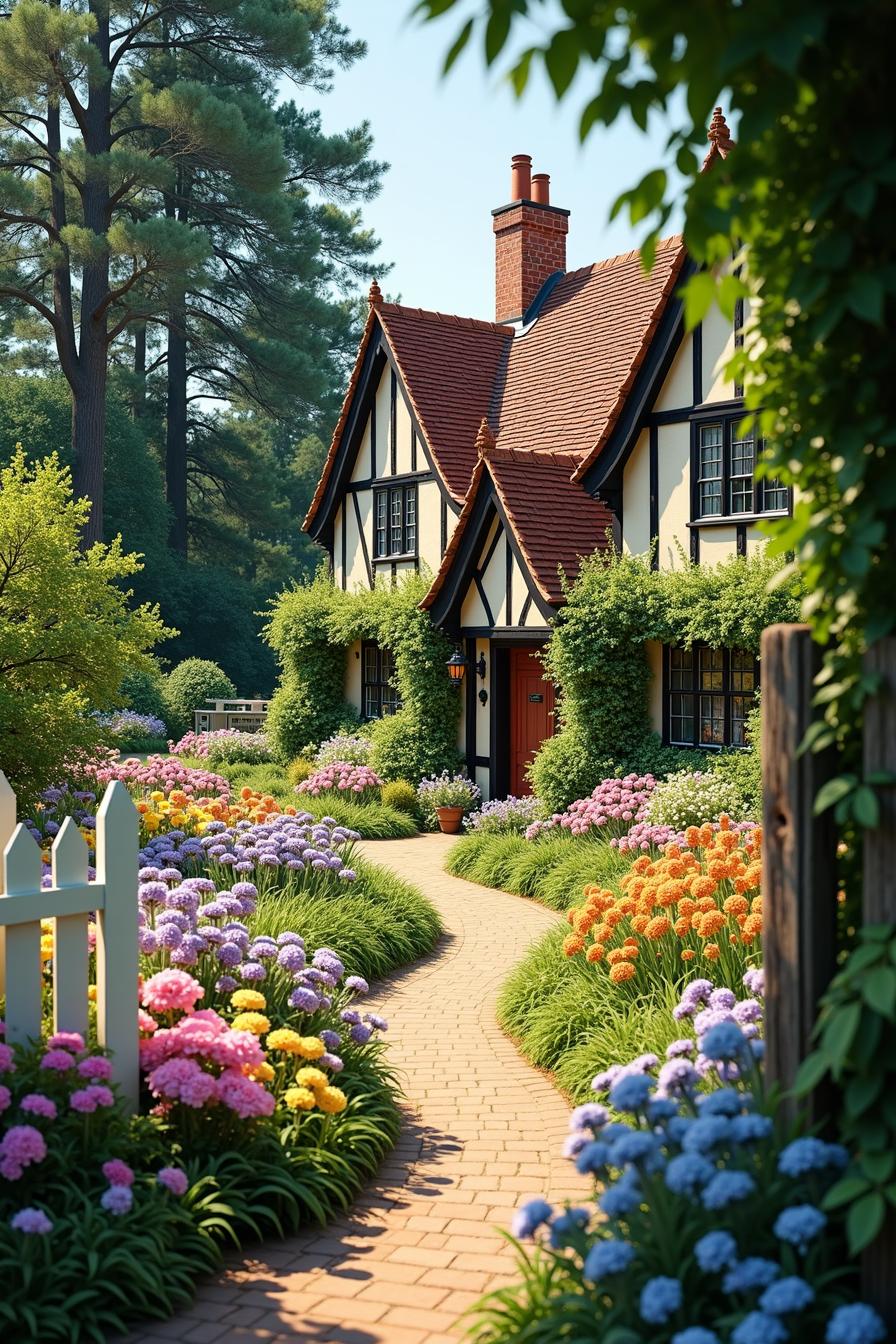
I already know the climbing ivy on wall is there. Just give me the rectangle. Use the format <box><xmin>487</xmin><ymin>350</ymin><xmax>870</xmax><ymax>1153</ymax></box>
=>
<box><xmin>530</xmin><ymin>549</ymin><xmax>803</xmax><ymax>810</ymax></box>
<box><xmin>264</xmin><ymin>570</ymin><xmax>461</xmax><ymax>782</ymax></box>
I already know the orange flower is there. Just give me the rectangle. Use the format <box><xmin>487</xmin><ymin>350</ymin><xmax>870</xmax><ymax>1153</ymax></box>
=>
<box><xmin>586</xmin><ymin>945</ymin><xmax>604</xmax><ymax>963</ymax></box>
<box><xmin>240</xmin><ymin>786</ymin><xmax>253</xmax><ymax>800</ymax></box>
<box><xmin>563</xmin><ymin>935</ymin><xmax>585</xmax><ymax>957</ymax></box>
<box><xmin>681</xmin><ymin>949</ymin><xmax>696</xmax><ymax>961</ymax></box>
<box><xmin>583</xmin><ymin>884</ymin><xmax>601</xmax><ymax>898</ymax></box>
<box><xmin>567</xmin><ymin>909</ymin><xmax>578</xmax><ymax>927</ymax></box>
<box><xmin>632</xmin><ymin>856</ymin><xmax>653</xmax><ymax>875</ymax></box>
<box><xmin>704</xmin><ymin>943</ymin><xmax>720</xmax><ymax>960</ymax></box>
<box><xmin>707</xmin><ymin>859</ymin><xmax>729</xmax><ymax>882</ymax></box>
<box><xmin>674</xmin><ymin>915</ymin><xmax>691</xmax><ymax>937</ymax></box>
<box><xmin>657</xmin><ymin>879</ymin><xmax>686</xmax><ymax>907</ymax></box>
<box><xmin>742</xmin><ymin>913</ymin><xmax>762</xmax><ymax>940</ymax></box>
<box><xmin>604</xmin><ymin>907</ymin><xmax>624</xmax><ymax>928</ymax></box>
<box><xmin>698</xmin><ymin>824</ymin><xmax>714</xmax><ymax>847</ymax></box>
<box><xmin>631</xmin><ymin>915</ymin><xmax>650</xmax><ymax>934</ymax></box>
<box><xmin>745</xmin><ymin>861</ymin><xmax>762</xmax><ymax>888</ymax></box>
<box><xmin>609</xmin><ymin>961</ymin><xmax>637</xmax><ymax>983</ymax></box>
<box><xmin>685</xmin><ymin>826</ymin><xmax>701</xmax><ymax>848</ymax></box>
<box><xmin>696</xmin><ymin>910</ymin><xmax>726</xmax><ymax>938</ymax></box>
<box><xmin>678</xmin><ymin>897</ymin><xmax>697</xmax><ymax>919</ymax></box>
<box><xmin>723</xmin><ymin>895</ymin><xmax>749</xmax><ymax>918</ymax></box>
<box><xmin>692</xmin><ymin>876</ymin><xmax>717</xmax><ymax>901</ymax></box>
<box><xmin>593</xmin><ymin>923</ymin><xmax>614</xmax><ymax>944</ymax></box>
<box><xmin>645</xmin><ymin>916</ymin><xmax>671</xmax><ymax>939</ymax></box>
<box><xmin>575</xmin><ymin>913</ymin><xmax>595</xmax><ymax>936</ymax></box>
<box><xmin>719</xmin><ymin>813</ymin><xmax>731</xmax><ymax>831</ymax></box>
<box><xmin>607</xmin><ymin>946</ymin><xmax>639</xmax><ymax>964</ymax></box>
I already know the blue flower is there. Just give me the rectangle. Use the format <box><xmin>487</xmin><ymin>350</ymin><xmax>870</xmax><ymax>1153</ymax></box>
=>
<box><xmin>599</xmin><ymin>1173</ymin><xmax>642</xmax><ymax>1217</ymax></box>
<box><xmin>665</xmin><ymin>1153</ymin><xmax>715</xmax><ymax>1196</ymax></box>
<box><xmin>773</xmin><ymin>1204</ymin><xmax>827</xmax><ymax>1251</ymax></box>
<box><xmin>666</xmin><ymin>1115</ymin><xmax>692</xmax><ymax>1144</ymax></box>
<box><xmin>510</xmin><ymin>1198</ymin><xmax>553</xmax><ymax>1239</ymax></box>
<box><xmin>723</xmin><ymin>1258</ymin><xmax>780</xmax><ymax>1293</ymax></box>
<box><xmin>697</xmin><ymin>1088</ymin><xmax>745</xmax><ymax>1117</ymax></box>
<box><xmin>569</xmin><ymin>1102</ymin><xmax>609</xmax><ymax>1132</ymax></box>
<box><xmin>760</xmin><ymin>1276</ymin><xmax>815</xmax><ymax>1315</ymax></box>
<box><xmin>731</xmin><ymin>1113</ymin><xmax>774</xmax><ymax>1143</ymax></box>
<box><xmin>731</xmin><ymin>1312</ymin><xmax>789</xmax><ymax>1344</ymax></box>
<box><xmin>672</xmin><ymin>1332</ymin><xmax>719</xmax><ymax>1344</ymax></box>
<box><xmin>609</xmin><ymin>1073</ymin><xmax>654</xmax><ymax>1113</ymax></box>
<box><xmin>826</xmin><ymin>1304</ymin><xmax>888</xmax><ymax>1344</ymax></box>
<box><xmin>702</xmin><ymin>1022</ymin><xmax>749</xmax><ymax>1061</ymax></box>
<box><xmin>694</xmin><ymin>1229</ymin><xmax>738</xmax><ymax>1272</ymax></box>
<box><xmin>548</xmin><ymin>1206</ymin><xmax>591</xmax><ymax>1248</ymax></box>
<box><xmin>683</xmin><ymin>1116</ymin><xmax>732</xmax><ymax>1154</ymax></box>
<box><xmin>777</xmin><ymin>1137</ymin><xmax>848</xmax><ymax>1178</ymax></box>
<box><xmin>702</xmin><ymin>1169</ymin><xmax>755</xmax><ymax>1209</ymax></box>
<box><xmin>575</xmin><ymin>1140</ymin><xmax>610</xmax><ymax>1174</ymax></box>
<box><xmin>647</xmin><ymin>1098</ymin><xmax>679</xmax><ymax>1125</ymax></box>
<box><xmin>563</xmin><ymin>1132</ymin><xmax>590</xmax><ymax>1160</ymax></box>
<box><xmin>608</xmin><ymin>1130</ymin><xmax>658</xmax><ymax>1167</ymax></box>
<box><xmin>639</xmin><ymin>1275</ymin><xmax>682</xmax><ymax>1325</ymax></box>
<box><xmin>582</xmin><ymin>1238</ymin><xmax>636</xmax><ymax>1281</ymax></box>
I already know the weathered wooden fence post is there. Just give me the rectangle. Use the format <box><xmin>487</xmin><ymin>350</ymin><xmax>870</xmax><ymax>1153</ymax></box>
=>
<box><xmin>860</xmin><ymin>637</ymin><xmax>896</xmax><ymax>1329</ymax></box>
<box><xmin>761</xmin><ymin>624</ymin><xmax>838</xmax><ymax>1125</ymax></box>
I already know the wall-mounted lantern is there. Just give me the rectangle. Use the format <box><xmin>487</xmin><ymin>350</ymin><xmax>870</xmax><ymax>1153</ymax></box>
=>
<box><xmin>446</xmin><ymin>649</ymin><xmax>467</xmax><ymax>689</ymax></box>
<box><xmin>476</xmin><ymin>653</ymin><xmax>487</xmax><ymax>680</ymax></box>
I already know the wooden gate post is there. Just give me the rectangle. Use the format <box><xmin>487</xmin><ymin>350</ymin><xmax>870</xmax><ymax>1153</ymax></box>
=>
<box><xmin>761</xmin><ymin>624</ymin><xmax>838</xmax><ymax>1125</ymax></box>
<box><xmin>861</xmin><ymin>638</ymin><xmax>896</xmax><ymax>1329</ymax></box>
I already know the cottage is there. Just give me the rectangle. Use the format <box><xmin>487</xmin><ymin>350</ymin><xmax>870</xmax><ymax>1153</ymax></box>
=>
<box><xmin>304</xmin><ymin>114</ymin><xmax>790</xmax><ymax>800</ymax></box>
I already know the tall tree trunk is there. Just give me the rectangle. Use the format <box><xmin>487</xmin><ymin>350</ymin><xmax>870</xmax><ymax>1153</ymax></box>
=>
<box><xmin>132</xmin><ymin>324</ymin><xmax>146</xmax><ymax>419</ymax></box>
<box><xmin>166</xmin><ymin>299</ymin><xmax>189</xmax><ymax>556</ymax></box>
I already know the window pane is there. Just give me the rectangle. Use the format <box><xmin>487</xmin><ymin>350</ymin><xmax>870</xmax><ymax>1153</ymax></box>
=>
<box><xmin>390</xmin><ymin>489</ymin><xmax>403</xmax><ymax>554</ymax></box>
<box><xmin>405</xmin><ymin>487</ymin><xmax>416</xmax><ymax>554</ymax></box>
<box><xmin>763</xmin><ymin>478</ymin><xmax>788</xmax><ymax>511</ymax></box>
<box><xmin>729</xmin><ymin>432</ymin><xmax>755</xmax><ymax>514</ymax></box>
<box><xmin>670</xmin><ymin>693</ymin><xmax>695</xmax><ymax>746</ymax></box>
<box><xmin>364</xmin><ymin>687</ymin><xmax>380</xmax><ymax>719</ymax></box>
<box><xmin>731</xmin><ymin>696</ymin><xmax>748</xmax><ymax>746</ymax></box>
<box><xmin>698</xmin><ymin>425</ymin><xmax>723</xmax><ymax>517</ymax></box>
<box><xmin>729</xmin><ymin>649</ymin><xmax>755</xmax><ymax>693</ymax></box>
<box><xmin>699</xmin><ymin>647</ymin><xmax>724</xmax><ymax>691</ymax></box>
<box><xmin>699</xmin><ymin>695</ymin><xmax>725</xmax><ymax>746</ymax></box>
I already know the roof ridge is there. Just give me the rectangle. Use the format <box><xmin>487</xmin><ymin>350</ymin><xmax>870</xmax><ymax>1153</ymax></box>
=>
<box><xmin>379</xmin><ymin>301</ymin><xmax>514</xmax><ymax>336</ymax></box>
<box><xmin>561</xmin><ymin>234</ymin><xmax>683</xmax><ymax>285</ymax></box>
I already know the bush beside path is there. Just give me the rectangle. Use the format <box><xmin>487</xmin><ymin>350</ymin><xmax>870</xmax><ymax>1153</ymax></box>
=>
<box><xmin>127</xmin><ymin>833</ymin><xmax>588</xmax><ymax>1344</ymax></box>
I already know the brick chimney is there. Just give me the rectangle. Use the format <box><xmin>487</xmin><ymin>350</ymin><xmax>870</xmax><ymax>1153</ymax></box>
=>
<box><xmin>493</xmin><ymin>155</ymin><xmax>569</xmax><ymax>324</ymax></box>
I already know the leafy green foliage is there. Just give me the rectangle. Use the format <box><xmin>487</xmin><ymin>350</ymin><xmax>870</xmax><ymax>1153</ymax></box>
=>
<box><xmin>381</xmin><ymin>779</ymin><xmax>420</xmax><ymax>816</ymax></box>
<box><xmin>530</xmin><ymin>550</ymin><xmax>799</xmax><ymax>810</ymax></box>
<box><xmin>796</xmin><ymin>924</ymin><xmax>896</xmax><ymax>1253</ymax></box>
<box><xmin>445</xmin><ymin>832</ymin><xmax>630</xmax><ymax>913</ymax></box>
<box><xmin>0</xmin><ymin>451</ymin><xmax>171</xmax><ymax>804</ymax></box>
<box><xmin>119</xmin><ymin>663</ymin><xmax>169</xmax><ymax>731</ymax></box>
<box><xmin>420</xmin><ymin>0</ymin><xmax>894</xmax><ymax>821</ymax></box>
<box><xmin>265</xmin><ymin>571</ymin><xmax>462</xmax><ymax>783</ymax></box>
<box><xmin>163</xmin><ymin>659</ymin><xmax>236</xmax><ymax>740</ymax></box>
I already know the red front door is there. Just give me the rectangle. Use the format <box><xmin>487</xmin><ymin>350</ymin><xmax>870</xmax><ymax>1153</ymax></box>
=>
<box><xmin>509</xmin><ymin>646</ymin><xmax>555</xmax><ymax>797</ymax></box>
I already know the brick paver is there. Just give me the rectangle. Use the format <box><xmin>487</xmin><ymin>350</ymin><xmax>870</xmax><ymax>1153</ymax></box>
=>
<box><xmin>128</xmin><ymin>833</ymin><xmax>587</xmax><ymax>1344</ymax></box>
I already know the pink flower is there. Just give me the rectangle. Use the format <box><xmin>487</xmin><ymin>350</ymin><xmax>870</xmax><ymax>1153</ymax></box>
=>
<box><xmin>70</xmin><ymin>1085</ymin><xmax>114</xmax><ymax>1113</ymax></box>
<box><xmin>47</xmin><ymin>1031</ymin><xmax>85</xmax><ymax>1053</ymax></box>
<box><xmin>137</xmin><ymin>1009</ymin><xmax>158</xmax><ymax>1034</ymax></box>
<box><xmin>0</xmin><ymin>1085</ymin><xmax>10</xmax><ymax>1113</ymax></box>
<box><xmin>157</xmin><ymin>1166</ymin><xmax>189</xmax><ymax>1196</ymax></box>
<box><xmin>0</xmin><ymin>1042</ymin><xmax>16</xmax><ymax>1072</ymax></box>
<box><xmin>20</xmin><ymin>1094</ymin><xmax>56</xmax><ymax>1120</ymax></box>
<box><xmin>77</xmin><ymin>1055</ymin><xmax>112</xmax><ymax>1081</ymax></box>
<box><xmin>215</xmin><ymin>1069</ymin><xmax>275</xmax><ymax>1119</ymax></box>
<box><xmin>10</xmin><ymin>1207</ymin><xmax>52</xmax><ymax>1235</ymax></box>
<box><xmin>86</xmin><ymin>1085</ymin><xmax>114</xmax><ymax>1108</ymax></box>
<box><xmin>102</xmin><ymin>1159</ymin><xmax>134</xmax><ymax>1188</ymax></box>
<box><xmin>141</xmin><ymin>968</ymin><xmax>204</xmax><ymax>1016</ymax></box>
<box><xmin>147</xmin><ymin>1057</ymin><xmax>218</xmax><ymax>1108</ymax></box>
<box><xmin>0</xmin><ymin>1125</ymin><xmax>47</xmax><ymax>1179</ymax></box>
<box><xmin>40</xmin><ymin>1049</ymin><xmax>75</xmax><ymax>1072</ymax></box>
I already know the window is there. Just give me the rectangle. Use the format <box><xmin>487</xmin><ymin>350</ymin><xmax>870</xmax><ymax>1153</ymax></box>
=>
<box><xmin>361</xmin><ymin>642</ymin><xmax>399</xmax><ymax>719</ymax></box>
<box><xmin>373</xmin><ymin>483</ymin><xmax>417</xmax><ymax>559</ymax></box>
<box><xmin>665</xmin><ymin>644</ymin><xmax>757</xmax><ymax>749</ymax></box>
<box><xmin>694</xmin><ymin>418</ymin><xmax>789</xmax><ymax>520</ymax></box>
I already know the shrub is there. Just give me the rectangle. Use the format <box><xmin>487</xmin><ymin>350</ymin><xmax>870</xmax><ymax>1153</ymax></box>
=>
<box><xmin>647</xmin><ymin>770</ymin><xmax>749</xmax><ymax>831</ymax></box>
<box><xmin>286</xmin><ymin>758</ymin><xmax>316</xmax><ymax>788</ymax></box>
<box><xmin>465</xmin><ymin>795</ymin><xmax>545</xmax><ymax>834</ymax></box>
<box><xmin>204</xmin><ymin>731</ymin><xmax>272</xmax><ymax>766</ymax></box>
<box><xmin>163</xmin><ymin>659</ymin><xmax>236</xmax><ymax>740</ymax></box>
<box><xmin>119</xmin><ymin>663</ymin><xmax>169</xmax><ymax>728</ymax></box>
<box><xmin>296</xmin><ymin>762</ymin><xmax>384</xmax><ymax>801</ymax></box>
<box><xmin>708</xmin><ymin>698</ymin><xmax>763</xmax><ymax>818</ymax></box>
<box><xmin>367</xmin><ymin>707</ymin><xmax>463</xmax><ymax>786</ymax></box>
<box><xmin>527</xmin><ymin>774</ymin><xmax>657</xmax><ymax>841</ymax></box>
<box><xmin>381</xmin><ymin>779</ymin><xmax>419</xmax><ymax>815</ymax></box>
<box><xmin>315</xmin><ymin>733</ymin><xmax>373</xmax><ymax>766</ymax></box>
<box><xmin>471</xmin><ymin>980</ymin><xmax>881</xmax><ymax>1344</ymax></box>
<box><xmin>416</xmin><ymin>770</ymin><xmax>481</xmax><ymax>828</ymax></box>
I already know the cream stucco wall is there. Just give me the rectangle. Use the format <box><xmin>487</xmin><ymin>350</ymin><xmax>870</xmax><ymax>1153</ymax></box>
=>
<box><xmin>654</xmin><ymin>333</ymin><xmax>693</xmax><ymax>412</ymax></box>
<box><xmin>656</xmin><ymin>421</ymin><xmax>691</xmax><ymax>570</ymax></box>
<box><xmin>702</xmin><ymin>301</ymin><xmax>737</xmax><ymax>404</ymax></box>
<box><xmin>646</xmin><ymin>640</ymin><xmax>663</xmax><ymax>736</ymax></box>
<box><xmin>622</xmin><ymin>429</ymin><xmax>651</xmax><ymax>556</ymax></box>
<box><xmin>345</xmin><ymin>639</ymin><xmax>362</xmax><ymax>714</ymax></box>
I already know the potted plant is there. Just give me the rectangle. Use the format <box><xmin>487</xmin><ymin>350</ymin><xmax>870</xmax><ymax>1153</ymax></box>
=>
<box><xmin>416</xmin><ymin>771</ymin><xmax>482</xmax><ymax>834</ymax></box>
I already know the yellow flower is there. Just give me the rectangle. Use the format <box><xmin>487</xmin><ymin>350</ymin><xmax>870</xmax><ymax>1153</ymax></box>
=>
<box><xmin>266</xmin><ymin>1028</ymin><xmax>305</xmax><ymax>1054</ymax></box>
<box><xmin>295</xmin><ymin>1036</ymin><xmax>325</xmax><ymax>1060</ymax></box>
<box><xmin>317</xmin><ymin>1085</ymin><xmax>348</xmax><ymax>1115</ymax></box>
<box><xmin>143</xmin><ymin>814</ymin><xmax>160</xmax><ymax>833</ymax></box>
<box><xmin>88</xmin><ymin>984</ymin><xmax>98</xmax><ymax>1001</ymax></box>
<box><xmin>246</xmin><ymin>1062</ymin><xmax>275</xmax><ymax>1083</ymax></box>
<box><xmin>231</xmin><ymin>1012</ymin><xmax>270</xmax><ymax>1036</ymax></box>
<box><xmin>295</xmin><ymin>1067</ymin><xmax>328</xmax><ymax>1091</ymax></box>
<box><xmin>284</xmin><ymin>1086</ymin><xmax>316</xmax><ymax>1111</ymax></box>
<box><xmin>149</xmin><ymin>790</ymin><xmax>165</xmax><ymax>802</ymax></box>
<box><xmin>231</xmin><ymin>990</ymin><xmax>266</xmax><ymax>1012</ymax></box>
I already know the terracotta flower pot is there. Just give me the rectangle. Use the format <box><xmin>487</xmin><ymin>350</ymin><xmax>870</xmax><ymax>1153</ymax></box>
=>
<box><xmin>435</xmin><ymin>805</ymin><xmax>465</xmax><ymax>834</ymax></box>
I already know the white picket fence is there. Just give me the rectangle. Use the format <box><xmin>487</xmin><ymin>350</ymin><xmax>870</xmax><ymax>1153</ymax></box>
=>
<box><xmin>0</xmin><ymin>772</ymin><xmax>139</xmax><ymax>1110</ymax></box>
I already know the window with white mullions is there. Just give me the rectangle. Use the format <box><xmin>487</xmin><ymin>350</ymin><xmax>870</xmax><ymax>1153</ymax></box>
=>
<box><xmin>665</xmin><ymin>644</ymin><xmax>757</xmax><ymax>749</ymax></box>
<box><xmin>698</xmin><ymin>424</ymin><xmax>723</xmax><ymax>516</ymax></box>
<box><xmin>729</xmin><ymin>430</ymin><xmax>755</xmax><ymax>514</ymax></box>
<box><xmin>373</xmin><ymin>483</ymin><xmax>418</xmax><ymax>559</ymax></box>
<box><xmin>693</xmin><ymin>416</ymin><xmax>789</xmax><ymax>521</ymax></box>
<box><xmin>362</xmin><ymin>642</ymin><xmax>400</xmax><ymax>719</ymax></box>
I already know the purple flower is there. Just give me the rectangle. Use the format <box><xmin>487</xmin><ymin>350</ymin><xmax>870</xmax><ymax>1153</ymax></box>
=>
<box><xmin>345</xmin><ymin>975</ymin><xmax>369</xmax><ymax>995</ymax></box>
<box><xmin>350</xmin><ymin>1024</ymin><xmax>372</xmax><ymax>1045</ymax></box>
<box><xmin>666</xmin><ymin>1039</ymin><xmax>695</xmax><ymax>1058</ymax></box>
<box><xmin>320</xmin><ymin>1030</ymin><xmax>341</xmax><ymax>1049</ymax></box>
<box><xmin>10</xmin><ymin>1207</ymin><xmax>52</xmax><ymax>1235</ymax></box>
<box><xmin>156</xmin><ymin>922</ymin><xmax>183</xmax><ymax>950</ymax></box>
<box><xmin>277</xmin><ymin>945</ymin><xmax>306</xmax><ymax>972</ymax></box>
<box><xmin>239</xmin><ymin>961</ymin><xmax>266</xmax><ymax>982</ymax></box>
<box><xmin>569</xmin><ymin>1103</ymin><xmax>609</xmax><ymax>1133</ymax></box>
<box><xmin>214</xmin><ymin>975</ymin><xmax>239</xmax><ymax>993</ymax></box>
<box><xmin>365</xmin><ymin>1014</ymin><xmax>388</xmax><ymax>1032</ymax></box>
<box><xmin>288</xmin><ymin>987</ymin><xmax>320</xmax><ymax>1012</ymax></box>
<box><xmin>100</xmin><ymin>1185</ymin><xmax>133</xmax><ymax>1216</ymax></box>
<box><xmin>217</xmin><ymin>942</ymin><xmax>242</xmax><ymax>967</ymax></box>
<box><xmin>157</xmin><ymin>1166</ymin><xmax>188</xmax><ymax>1196</ymax></box>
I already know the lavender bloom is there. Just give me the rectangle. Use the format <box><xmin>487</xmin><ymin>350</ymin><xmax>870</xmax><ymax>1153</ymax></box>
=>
<box><xmin>320</xmin><ymin>1030</ymin><xmax>341</xmax><ymax>1049</ymax></box>
<box><xmin>321</xmin><ymin>1052</ymin><xmax>344</xmax><ymax>1072</ymax></box>
<box><xmin>350</xmin><ymin>1024</ymin><xmax>372</xmax><ymax>1045</ymax></box>
<box><xmin>759</xmin><ymin>1276</ymin><xmax>815</xmax><ymax>1315</ymax></box>
<box><xmin>639</xmin><ymin>1276</ymin><xmax>682</xmax><ymax>1325</ymax></box>
<box><xmin>217</xmin><ymin>942</ymin><xmax>243</xmax><ymax>967</ymax></box>
<box><xmin>345</xmin><ymin>975</ymin><xmax>369</xmax><ymax>995</ymax></box>
<box><xmin>239</xmin><ymin>961</ymin><xmax>266</xmax><ymax>982</ymax></box>
<box><xmin>288</xmin><ymin>988</ymin><xmax>320</xmax><ymax>1013</ymax></box>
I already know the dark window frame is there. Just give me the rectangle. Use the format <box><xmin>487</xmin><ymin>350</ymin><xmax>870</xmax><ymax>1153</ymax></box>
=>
<box><xmin>689</xmin><ymin>409</ymin><xmax>791</xmax><ymax>525</ymax></box>
<box><xmin>361</xmin><ymin>641</ymin><xmax>400</xmax><ymax>720</ymax></box>
<box><xmin>373</xmin><ymin>482</ymin><xmax>417</xmax><ymax>560</ymax></box>
<box><xmin>662</xmin><ymin>643</ymin><xmax>758</xmax><ymax>750</ymax></box>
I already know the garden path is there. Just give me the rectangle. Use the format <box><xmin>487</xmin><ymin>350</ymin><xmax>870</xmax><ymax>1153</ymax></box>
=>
<box><xmin>129</xmin><ymin>832</ymin><xmax>588</xmax><ymax>1344</ymax></box>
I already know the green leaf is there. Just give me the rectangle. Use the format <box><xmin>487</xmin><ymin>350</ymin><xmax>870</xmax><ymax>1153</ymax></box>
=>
<box><xmin>820</xmin><ymin>1000</ymin><xmax>862</xmax><ymax>1069</ymax></box>
<box><xmin>847</xmin><ymin>1191</ymin><xmax>886</xmax><ymax>1254</ymax></box>
<box><xmin>793</xmin><ymin>1050</ymin><xmax>830</xmax><ymax>1095</ymax></box>
<box><xmin>848</xmin><ymin>272</ymin><xmax>884</xmax><ymax>323</ymax></box>
<box><xmin>863</xmin><ymin>966</ymin><xmax>896</xmax><ymax>1018</ymax></box>
<box><xmin>863</xmin><ymin>1151</ymin><xmax>895</xmax><ymax>1184</ymax></box>
<box><xmin>814</xmin><ymin>774</ymin><xmax>855</xmax><ymax>814</ymax></box>
<box><xmin>852</xmin><ymin>784</ymin><xmax>881</xmax><ymax>828</ymax></box>
<box><xmin>845</xmin><ymin>1070</ymin><xmax>883</xmax><ymax>1117</ymax></box>
<box><xmin>823</xmin><ymin>1175</ymin><xmax>873</xmax><ymax>1209</ymax></box>
<box><xmin>682</xmin><ymin>271</ymin><xmax>717</xmax><ymax>330</ymax></box>
<box><xmin>484</xmin><ymin>9</ymin><xmax>512</xmax><ymax>65</ymax></box>
<box><xmin>544</xmin><ymin>28</ymin><xmax>581</xmax><ymax>98</ymax></box>
<box><xmin>442</xmin><ymin>17</ymin><xmax>473</xmax><ymax>73</ymax></box>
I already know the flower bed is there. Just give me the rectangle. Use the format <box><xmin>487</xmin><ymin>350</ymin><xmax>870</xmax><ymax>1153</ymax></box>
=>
<box><xmin>170</xmin><ymin>729</ymin><xmax>273</xmax><ymax>765</ymax></box>
<box><xmin>295</xmin><ymin>762</ymin><xmax>384</xmax><ymax>801</ymax></box>
<box><xmin>471</xmin><ymin>977</ymin><xmax>885</xmax><ymax>1344</ymax></box>
<box><xmin>465</xmin><ymin>795</ymin><xmax>544</xmax><ymax>834</ymax></box>
<box><xmin>93</xmin><ymin>709</ymin><xmax>168</xmax><ymax>753</ymax></box>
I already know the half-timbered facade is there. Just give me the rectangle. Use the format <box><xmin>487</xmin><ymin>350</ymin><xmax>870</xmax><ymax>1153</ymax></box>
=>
<box><xmin>305</xmin><ymin>113</ymin><xmax>786</xmax><ymax>798</ymax></box>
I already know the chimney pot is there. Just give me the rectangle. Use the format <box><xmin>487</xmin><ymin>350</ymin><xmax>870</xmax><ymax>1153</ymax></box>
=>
<box><xmin>510</xmin><ymin>154</ymin><xmax>532</xmax><ymax>201</ymax></box>
<box><xmin>531</xmin><ymin>173</ymin><xmax>550</xmax><ymax>205</ymax></box>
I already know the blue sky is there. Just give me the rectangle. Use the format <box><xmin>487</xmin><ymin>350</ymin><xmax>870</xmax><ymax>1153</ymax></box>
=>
<box><xmin>305</xmin><ymin>1</ymin><xmax>680</xmax><ymax>321</ymax></box>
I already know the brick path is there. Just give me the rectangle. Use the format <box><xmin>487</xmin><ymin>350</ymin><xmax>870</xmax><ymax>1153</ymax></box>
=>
<box><xmin>130</xmin><ymin>833</ymin><xmax>587</xmax><ymax>1344</ymax></box>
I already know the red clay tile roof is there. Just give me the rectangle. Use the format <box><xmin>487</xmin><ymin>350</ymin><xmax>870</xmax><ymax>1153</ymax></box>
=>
<box><xmin>377</xmin><ymin>304</ymin><xmax>512</xmax><ymax>501</ymax></box>
<box><xmin>422</xmin><ymin>442</ymin><xmax>614</xmax><ymax>610</ymax></box>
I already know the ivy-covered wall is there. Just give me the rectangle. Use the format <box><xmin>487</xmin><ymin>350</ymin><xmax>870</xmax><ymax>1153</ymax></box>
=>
<box><xmin>530</xmin><ymin>550</ymin><xmax>803</xmax><ymax>810</ymax></box>
<box><xmin>264</xmin><ymin>571</ymin><xmax>461</xmax><ymax>783</ymax></box>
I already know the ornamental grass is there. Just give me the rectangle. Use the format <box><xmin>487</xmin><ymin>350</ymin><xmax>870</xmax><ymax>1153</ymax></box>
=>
<box><xmin>563</xmin><ymin>818</ymin><xmax>762</xmax><ymax>997</ymax></box>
